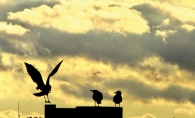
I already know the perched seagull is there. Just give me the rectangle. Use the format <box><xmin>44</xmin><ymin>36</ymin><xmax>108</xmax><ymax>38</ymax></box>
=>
<box><xmin>113</xmin><ymin>90</ymin><xmax>122</xmax><ymax>107</ymax></box>
<box><xmin>24</xmin><ymin>60</ymin><xmax>63</xmax><ymax>103</ymax></box>
<box><xmin>90</xmin><ymin>90</ymin><xmax>103</xmax><ymax>107</ymax></box>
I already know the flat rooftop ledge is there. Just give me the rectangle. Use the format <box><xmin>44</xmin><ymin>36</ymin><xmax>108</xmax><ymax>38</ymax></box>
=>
<box><xmin>45</xmin><ymin>104</ymin><xmax>123</xmax><ymax>118</ymax></box>
<box><xmin>45</xmin><ymin>104</ymin><xmax>123</xmax><ymax>108</ymax></box>
<box><xmin>76</xmin><ymin>106</ymin><xmax>122</xmax><ymax>107</ymax></box>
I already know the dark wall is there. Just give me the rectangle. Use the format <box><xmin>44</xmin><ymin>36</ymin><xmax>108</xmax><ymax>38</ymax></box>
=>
<box><xmin>45</xmin><ymin>105</ymin><xmax>123</xmax><ymax>118</ymax></box>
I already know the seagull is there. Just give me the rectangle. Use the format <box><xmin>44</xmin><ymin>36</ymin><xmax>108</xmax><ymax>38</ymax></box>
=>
<box><xmin>24</xmin><ymin>60</ymin><xmax>63</xmax><ymax>103</ymax></box>
<box><xmin>90</xmin><ymin>90</ymin><xmax>103</xmax><ymax>107</ymax></box>
<box><xmin>113</xmin><ymin>90</ymin><xmax>122</xmax><ymax>107</ymax></box>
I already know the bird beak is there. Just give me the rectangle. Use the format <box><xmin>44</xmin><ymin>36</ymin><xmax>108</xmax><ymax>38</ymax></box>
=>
<box><xmin>90</xmin><ymin>90</ymin><xmax>93</xmax><ymax>92</ymax></box>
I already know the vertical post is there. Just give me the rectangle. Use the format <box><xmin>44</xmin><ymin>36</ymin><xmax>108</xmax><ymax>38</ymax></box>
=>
<box><xmin>18</xmin><ymin>102</ymin><xmax>20</xmax><ymax>118</ymax></box>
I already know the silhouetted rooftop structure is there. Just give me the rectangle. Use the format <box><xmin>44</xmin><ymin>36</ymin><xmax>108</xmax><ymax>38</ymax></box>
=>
<box><xmin>45</xmin><ymin>104</ymin><xmax>123</xmax><ymax>118</ymax></box>
<box><xmin>27</xmin><ymin>117</ymin><xmax>42</xmax><ymax>118</ymax></box>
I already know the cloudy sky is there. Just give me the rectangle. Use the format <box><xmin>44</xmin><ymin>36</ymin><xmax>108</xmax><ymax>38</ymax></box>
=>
<box><xmin>1</xmin><ymin>0</ymin><xmax>195</xmax><ymax>117</ymax></box>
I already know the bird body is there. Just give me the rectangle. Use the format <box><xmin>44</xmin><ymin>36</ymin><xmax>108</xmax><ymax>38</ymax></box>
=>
<box><xmin>113</xmin><ymin>91</ymin><xmax>122</xmax><ymax>107</ymax></box>
<box><xmin>90</xmin><ymin>90</ymin><xmax>103</xmax><ymax>106</ymax></box>
<box><xmin>24</xmin><ymin>60</ymin><xmax>63</xmax><ymax>103</ymax></box>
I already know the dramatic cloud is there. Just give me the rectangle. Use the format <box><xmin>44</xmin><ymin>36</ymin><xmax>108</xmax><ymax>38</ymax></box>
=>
<box><xmin>6</xmin><ymin>1</ymin><xmax>195</xmax><ymax>72</ymax></box>
<box><xmin>1</xmin><ymin>0</ymin><xmax>195</xmax><ymax>118</ymax></box>
<box><xmin>8</xmin><ymin>2</ymin><xmax>149</xmax><ymax>34</ymax></box>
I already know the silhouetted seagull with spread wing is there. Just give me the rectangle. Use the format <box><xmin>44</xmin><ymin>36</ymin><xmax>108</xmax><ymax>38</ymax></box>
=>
<box><xmin>24</xmin><ymin>60</ymin><xmax>63</xmax><ymax>103</ymax></box>
<box><xmin>113</xmin><ymin>90</ymin><xmax>122</xmax><ymax>107</ymax></box>
<box><xmin>90</xmin><ymin>90</ymin><xmax>103</xmax><ymax>107</ymax></box>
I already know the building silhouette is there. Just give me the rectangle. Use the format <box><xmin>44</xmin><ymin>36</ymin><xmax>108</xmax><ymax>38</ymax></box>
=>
<box><xmin>27</xmin><ymin>116</ymin><xmax>42</xmax><ymax>118</ymax></box>
<box><xmin>45</xmin><ymin>104</ymin><xmax>123</xmax><ymax>118</ymax></box>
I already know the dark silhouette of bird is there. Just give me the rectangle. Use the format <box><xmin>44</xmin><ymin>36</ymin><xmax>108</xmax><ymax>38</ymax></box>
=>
<box><xmin>90</xmin><ymin>90</ymin><xmax>103</xmax><ymax>107</ymax></box>
<box><xmin>24</xmin><ymin>60</ymin><xmax>63</xmax><ymax>103</ymax></box>
<box><xmin>113</xmin><ymin>90</ymin><xmax>122</xmax><ymax>107</ymax></box>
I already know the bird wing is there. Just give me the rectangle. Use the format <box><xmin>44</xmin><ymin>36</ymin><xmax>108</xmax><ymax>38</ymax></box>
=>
<box><xmin>96</xmin><ymin>91</ymin><xmax>103</xmax><ymax>104</ymax></box>
<box><xmin>99</xmin><ymin>92</ymin><xmax>103</xmax><ymax>100</ymax></box>
<box><xmin>113</xmin><ymin>95</ymin><xmax>117</xmax><ymax>103</ymax></box>
<box><xmin>45</xmin><ymin>60</ymin><xmax>63</xmax><ymax>86</ymax></box>
<box><xmin>113</xmin><ymin>95</ymin><xmax>122</xmax><ymax>103</ymax></box>
<box><xmin>33</xmin><ymin>92</ymin><xmax>45</xmax><ymax>97</ymax></box>
<box><xmin>24</xmin><ymin>62</ymin><xmax>45</xmax><ymax>90</ymax></box>
<box><xmin>49</xmin><ymin>60</ymin><xmax>63</xmax><ymax>77</ymax></box>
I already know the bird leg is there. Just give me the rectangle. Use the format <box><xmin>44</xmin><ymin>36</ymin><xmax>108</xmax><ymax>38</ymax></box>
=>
<box><xmin>115</xmin><ymin>104</ymin><xmax>116</xmax><ymax>107</ymax></box>
<box><xmin>44</xmin><ymin>95</ymin><xmax>47</xmax><ymax>103</ymax></box>
<box><xmin>94</xmin><ymin>101</ymin><xmax>96</xmax><ymax>107</ymax></box>
<box><xmin>119</xmin><ymin>103</ymin><xmax>120</xmax><ymax>107</ymax></box>
<box><xmin>47</xmin><ymin>95</ymin><xmax>51</xmax><ymax>103</ymax></box>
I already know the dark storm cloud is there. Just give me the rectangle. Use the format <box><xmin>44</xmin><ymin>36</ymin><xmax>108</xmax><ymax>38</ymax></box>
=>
<box><xmin>0</xmin><ymin>0</ymin><xmax>59</xmax><ymax>57</ymax></box>
<box><xmin>104</xmin><ymin>78</ymin><xmax>195</xmax><ymax>103</ymax></box>
<box><xmin>37</xmin><ymin>28</ymin><xmax>152</xmax><ymax>65</ymax></box>
<box><xmin>132</xmin><ymin>3</ymin><xmax>165</xmax><ymax>28</ymax></box>
<box><xmin>131</xmin><ymin>3</ymin><xmax>195</xmax><ymax>71</ymax></box>
<box><xmin>155</xmin><ymin>29</ymin><xmax>195</xmax><ymax>71</ymax></box>
<box><xmin>0</xmin><ymin>38</ymin><xmax>25</xmax><ymax>55</ymax></box>
<box><xmin>36</xmin><ymin>22</ymin><xmax>195</xmax><ymax>71</ymax></box>
<box><xmin>4</xmin><ymin>2</ymin><xmax>195</xmax><ymax>72</ymax></box>
<box><xmin>0</xmin><ymin>33</ymin><xmax>36</xmax><ymax>56</ymax></box>
<box><xmin>131</xmin><ymin>3</ymin><xmax>183</xmax><ymax>32</ymax></box>
<box><xmin>0</xmin><ymin>3</ymin><xmax>13</xmax><ymax>21</ymax></box>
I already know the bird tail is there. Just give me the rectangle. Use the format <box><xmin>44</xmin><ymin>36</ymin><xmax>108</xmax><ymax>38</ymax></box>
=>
<box><xmin>33</xmin><ymin>92</ymin><xmax>44</xmax><ymax>97</ymax></box>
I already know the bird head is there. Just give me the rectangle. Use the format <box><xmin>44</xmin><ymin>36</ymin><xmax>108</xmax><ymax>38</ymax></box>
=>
<box><xmin>115</xmin><ymin>90</ymin><xmax>121</xmax><ymax>95</ymax></box>
<box><xmin>90</xmin><ymin>90</ymin><xmax>98</xmax><ymax>93</ymax></box>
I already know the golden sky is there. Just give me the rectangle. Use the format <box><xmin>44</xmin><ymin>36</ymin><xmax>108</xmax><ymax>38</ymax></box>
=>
<box><xmin>1</xmin><ymin>0</ymin><xmax>195</xmax><ymax>118</ymax></box>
